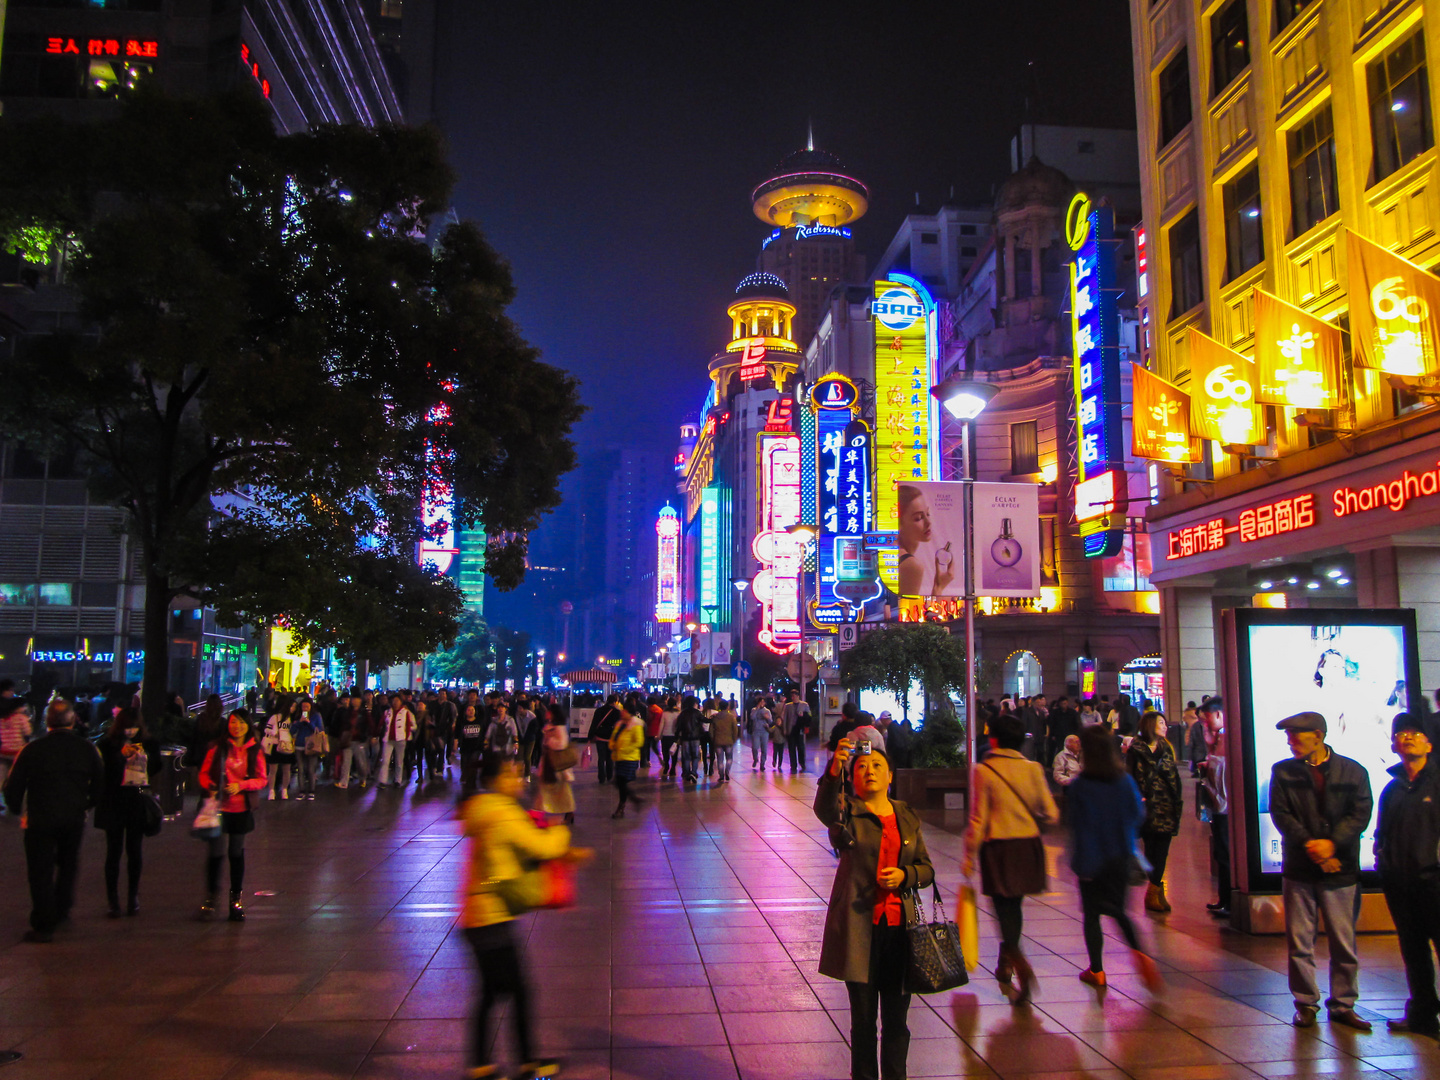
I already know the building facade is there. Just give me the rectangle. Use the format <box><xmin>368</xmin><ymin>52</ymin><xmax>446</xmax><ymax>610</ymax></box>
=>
<box><xmin>1131</xmin><ymin>0</ymin><xmax>1440</xmax><ymax>922</ymax></box>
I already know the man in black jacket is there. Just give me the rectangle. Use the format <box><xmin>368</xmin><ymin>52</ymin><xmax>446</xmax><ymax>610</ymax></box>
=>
<box><xmin>1375</xmin><ymin>712</ymin><xmax>1440</xmax><ymax>1037</ymax></box>
<box><xmin>1269</xmin><ymin>711</ymin><xmax>1374</xmax><ymax>1032</ymax></box>
<box><xmin>1</xmin><ymin>699</ymin><xmax>104</xmax><ymax>942</ymax></box>
<box><xmin>590</xmin><ymin>695</ymin><xmax>620</xmax><ymax>785</ymax></box>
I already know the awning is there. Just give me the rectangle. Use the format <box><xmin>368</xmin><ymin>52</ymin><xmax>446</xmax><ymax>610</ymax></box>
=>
<box><xmin>560</xmin><ymin>668</ymin><xmax>617</xmax><ymax>684</ymax></box>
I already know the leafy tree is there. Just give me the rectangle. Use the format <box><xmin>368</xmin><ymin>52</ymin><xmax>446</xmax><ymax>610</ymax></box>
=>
<box><xmin>0</xmin><ymin>92</ymin><xmax>583</xmax><ymax>722</ymax></box>
<box><xmin>839</xmin><ymin>623</ymin><xmax>968</xmax><ymax>723</ymax></box>
<box><xmin>426</xmin><ymin>609</ymin><xmax>495</xmax><ymax>685</ymax></box>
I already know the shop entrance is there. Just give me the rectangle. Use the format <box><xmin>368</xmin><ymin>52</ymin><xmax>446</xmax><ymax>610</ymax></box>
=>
<box><xmin>1120</xmin><ymin>654</ymin><xmax>1164</xmax><ymax>709</ymax></box>
<box><xmin>1002</xmin><ymin>650</ymin><xmax>1043</xmax><ymax>698</ymax></box>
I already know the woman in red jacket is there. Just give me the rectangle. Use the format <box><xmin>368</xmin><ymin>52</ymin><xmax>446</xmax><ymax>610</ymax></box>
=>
<box><xmin>198</xmin><ymin>709</ymin><xmax>268</xmax><ymax>921</ymax></box>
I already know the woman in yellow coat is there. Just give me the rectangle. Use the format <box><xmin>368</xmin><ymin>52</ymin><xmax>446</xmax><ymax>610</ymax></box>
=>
<box><xmin>461</xmin><ymin>754</ymin><xmax>581</xmax><ymax>1080</ymax></box>
<box><xmin>608</xmin><ymin>701</ymin><xmax>646</xmax><ymax>818</ymax></box>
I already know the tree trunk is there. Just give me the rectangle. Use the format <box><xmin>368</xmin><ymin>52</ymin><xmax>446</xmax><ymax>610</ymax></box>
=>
<box><xmin>140</xmin><ymin>565</ymin><xmax>172</xmax><ymax>728</ymax></box>
<box><xmin>356</xmin><ymin>658</ymin><xmax>370</xmax><ymax>693</ymax></box>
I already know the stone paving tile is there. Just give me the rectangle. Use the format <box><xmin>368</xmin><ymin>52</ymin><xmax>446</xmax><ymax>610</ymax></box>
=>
<box><xmin>0</xmin><ymin>760</ymin><xmax>1433</xmax><ymax>1079</ymax></box>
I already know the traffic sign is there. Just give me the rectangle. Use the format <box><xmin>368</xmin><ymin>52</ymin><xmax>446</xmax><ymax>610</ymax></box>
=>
<box><xmin>732</xmin><ymin>660</ymin><xmax>752</xmax><ymax>680</ymax></box>
<box><xmin>838</xmin><ymin>623</ymin><xmax>859</xmax><ymax>652</ymax></box>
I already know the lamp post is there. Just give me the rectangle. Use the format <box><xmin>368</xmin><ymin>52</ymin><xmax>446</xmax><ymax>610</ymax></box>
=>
<box><xmin>930</xmin><ymin>375</ymin><xmax>1000</xmax><ymax>779</ymax></box>
<box><xmin>786</xmin><ymin>523</ymin><xmax>818</xmax><ymax>711</ymax></box>
<box><xmin>732</xmin><ymin>578</ymin><xmax>748</xmax><ymax>707</ymax></box>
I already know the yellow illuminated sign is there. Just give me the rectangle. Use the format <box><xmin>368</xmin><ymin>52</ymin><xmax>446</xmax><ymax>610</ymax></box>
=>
<box><xmin>872</xmin><ymin>280</ymin><xmax>930</xmax><ymax>589</ymax></box>
<box><xmin>1186</xmin><ymin>328</ymin><xmax>1263</xmax><ymax>445</ymax></box>
<box><xmin>1347</xmin><ymin>229</ymin><xmax>1440</xmax><ymax>376</ymax></box>
<box><xmin>1252</xmin><ymin>289</ymin><xmax>1341</xmax><ymax>409</ymax></box>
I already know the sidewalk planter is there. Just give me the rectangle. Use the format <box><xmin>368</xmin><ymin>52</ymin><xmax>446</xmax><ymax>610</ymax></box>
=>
<box><xmin>895</xmin><ymin>767</ymin><xmax>968</xmax><ymax>811</ymax></box>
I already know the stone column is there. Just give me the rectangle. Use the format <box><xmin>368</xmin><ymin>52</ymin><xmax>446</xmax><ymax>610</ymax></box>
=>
<box><xmin>1159</xmin><ymin>581</ymin><xmax>1218</xmax><ymax>722</ymax></box>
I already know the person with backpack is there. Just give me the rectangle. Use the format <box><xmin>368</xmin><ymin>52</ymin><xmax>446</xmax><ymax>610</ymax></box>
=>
<box><xmin>461</xmin><ymin>753</ymin><xmax>588</xmax><ymax>1080</ymax></box>
<box><xmin>197</xmin><ymin>709</ymin><xmax>268</xmax><ymax>922</ymax></box>
<box><xmin>94</xmin><ymin>706</ymin><xmax>162</xmax><ymax>918</ymax></box>
<box><xmin>486</xmin><ymin>700</ymin><xmax>519</xmax><ymax>759</ymax></box>
<box><xmin>589</xmin><ymin>696</ymin><xmax>620</xmax><ymax>783</ymax></box>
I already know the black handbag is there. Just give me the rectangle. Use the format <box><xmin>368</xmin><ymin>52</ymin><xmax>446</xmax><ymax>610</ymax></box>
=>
<box><xmin>140</xmin><ymin>789</ymin><xmax>164</xmax><ymax>837</ymax></box>
<box><xmin>906</xmin><ymin>883</ymin><xmax>969</xmax><ymax>993</ymax></box>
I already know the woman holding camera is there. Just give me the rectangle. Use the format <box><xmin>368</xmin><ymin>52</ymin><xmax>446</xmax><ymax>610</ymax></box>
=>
<box><xmin>815</xmin><ymin>734</ymin><xmax>934</xmax><ymax>1080</ymax></box>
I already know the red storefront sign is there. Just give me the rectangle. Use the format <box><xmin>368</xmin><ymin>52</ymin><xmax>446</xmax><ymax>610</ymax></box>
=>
<box><xmin>47</xmin><ymin>38</ymin><xmax>159</xmax><ymax>59</ymax></box>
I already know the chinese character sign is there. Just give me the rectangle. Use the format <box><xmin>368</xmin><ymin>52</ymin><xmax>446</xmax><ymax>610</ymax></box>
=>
<box><xmin>872</xmin><ymin>280</ymin><xmax>932</xmax><ymax>588</ymax></box>
<box><xmin>1186</xmin><ymin>327</ymin><xmax>1264</xmax><ymax>445</ymax></box>
<box><xmin>1131</xmin><ymin>363</ymin><xmax>1200</xmax><ymax>463</ymax></box>
<box><xmin>1253</xmin><ymin>289</ymin><xmax>1342</xmax><ymax>409</ymax></box>
<box><xmin>752</xmin><ymin>434</ymin><xmax>803</xmax><ymax>654</ymax></box>
<box><xmin>699</xmin><ymin>486</ymin><xmax>721</xmax><ymax>617</ymax></box>
<box><xmin>655</xmin><ymin>506</ymin><xmax>680</xmax><ymax>623</ymax></box>
<box><xmin>1069</xmin><ymin>200</ymin><xmax>1123</xmax><ymax>484</ymax></box>
<box><xmin>1346</xmin><ymin>229</ymin><xmax>1440</xmax><ymax>377</ymax></box>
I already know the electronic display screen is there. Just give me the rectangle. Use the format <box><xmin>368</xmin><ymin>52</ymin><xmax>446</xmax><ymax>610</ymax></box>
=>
<box><xmin>1235</xmin><ymin>608</ymin><xmax>1419</xmax><ymax>886</ymax></box>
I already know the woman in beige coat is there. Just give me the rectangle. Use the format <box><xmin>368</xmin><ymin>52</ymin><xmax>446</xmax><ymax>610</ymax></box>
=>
<box><xmin>964</xmin><ymin>714</ymin><xmax>1058</xmax><ymax>1005</ymax></box>
<box><xmin>815</xmin><ymin>737</ymin><xmax>934</xmax><ymax>1080</ymax></box>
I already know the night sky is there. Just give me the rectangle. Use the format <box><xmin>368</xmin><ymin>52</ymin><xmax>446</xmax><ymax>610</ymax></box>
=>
<box><xmin>438</xmin><ymin>1</ymin><xmax>1136</xmax><ymax>623</ymax></box>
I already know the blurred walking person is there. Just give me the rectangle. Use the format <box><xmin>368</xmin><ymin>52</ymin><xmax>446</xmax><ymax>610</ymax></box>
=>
<box><xmin>0</xmin><ymin>699</ymin><xmax>34</xmax><ymax>802</ymax></box>
<box><xmin>676</xmin><ymin>695</ymin><xmax>703</xmax><ymax>784</ymax></box>
<box><xmin>609</xmin><ymin>701</ymin><xmax>646</xmax><ymax>818</ymax></box>
<box><xmin>539</xmin><ymin>706</ymin><xmax>576</xmax><ymax>824</ymax></box>
<box><xmin>95</xmin><ymin>707</ymin><xmax>161</xmax><ymax>917</ymax></box>
<box><xmin>748</xmin><ymin>697</ymin><xmax>772</xmax><ymax>771</ymax></box>
<box><xmin>1067</xmin><ymin>726</ymin><xmax>1162</xmax><ymax>993</ymax></box>
<box><xmin>1197</xmin><ymin>699</ymin><xmax>1232</xmax><ymax>916</ymax></box>
<box><xmin>964</xmin><ymin>713</ymin><xmax>1057</xmax><ymax>1006</ymax></box>
<box><xmin>1</xmin><ymin>698</ymin><xmax>103</xmax><ymax>942</ymax></box>
<box><xmin>1127</xmin><ymin>709</ymin><xmax>1183</xmax><ymax>913</ymax></box>
<box><xmin>712</xmin><ymin>698</ymin><xmax>739</xmax><ymax>783</ymax></box>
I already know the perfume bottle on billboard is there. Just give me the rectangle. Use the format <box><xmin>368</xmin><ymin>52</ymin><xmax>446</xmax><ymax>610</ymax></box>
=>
<box><xmin>982</xmin><ymin>517</ymin><xmax>1031</xmax><ymax>590</ymax></box>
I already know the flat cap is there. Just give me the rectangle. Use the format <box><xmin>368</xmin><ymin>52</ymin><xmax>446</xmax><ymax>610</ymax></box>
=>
<box><xmin>1276</xmin><ymin>711</ymin><xmax>1327</xmax><ymax>734</ymax></box>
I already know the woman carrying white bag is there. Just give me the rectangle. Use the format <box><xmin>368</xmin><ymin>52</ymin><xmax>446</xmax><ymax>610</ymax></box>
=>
<box><xmin>195</xmin><ymin>709</ymin><xmax>267</xmax><ymax>922</ymax></box>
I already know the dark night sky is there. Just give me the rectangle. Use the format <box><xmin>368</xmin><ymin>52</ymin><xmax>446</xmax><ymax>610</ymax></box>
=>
<box><xmin>436</xmin><ymin>0</ymin><xmax>1137</xmax><ymax>461</ymax></box>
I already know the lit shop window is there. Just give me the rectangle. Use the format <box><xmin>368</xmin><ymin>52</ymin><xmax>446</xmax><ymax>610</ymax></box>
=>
<box><xmin>1101</xmin><ymin>528</ymin><xmax>1154</xmax><ymax>592</ymax></box>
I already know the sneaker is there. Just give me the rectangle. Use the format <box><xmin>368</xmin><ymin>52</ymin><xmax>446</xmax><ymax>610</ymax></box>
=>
<box><xmin>1293</xmin><ymin>1005</ymin><xmax>1319</xmax><ymax>1028</ymax></box>
<box><xmin>1327</xmin><ymin>1007</ymin><xmax>1372</xmax><ymax>1032</ymax></box>
<box><xmin>1078</xmin><ymin>969</ymin><xmax>1106</xmax><ymax>989</ymax></box>
<box><xmin>336</xmin><ymin>782</ymin><xmax>349</xmax><ymax>789</ymax></box>
<box><xmin>281</xmin><ymin>789</ymin><xmax>289</xmax><ymax>800</ymax></box>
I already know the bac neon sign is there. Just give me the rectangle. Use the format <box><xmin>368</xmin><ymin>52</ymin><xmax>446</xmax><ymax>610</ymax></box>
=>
<box><xmin>46</xmin><ymin>38</ymin><xmax>159</xmax><ymax>59</ymax></box>
<box><xmin>872</xmin><ymin>289</ymin><xmax>924</xmax><ymax>330</ymax></box>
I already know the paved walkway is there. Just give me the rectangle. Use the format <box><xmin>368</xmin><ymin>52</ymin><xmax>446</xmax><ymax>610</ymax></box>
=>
<box><xmin>0</xmin><ymin>754</ymin><xmax>1436</xmax><ymax>1080</ymax></box>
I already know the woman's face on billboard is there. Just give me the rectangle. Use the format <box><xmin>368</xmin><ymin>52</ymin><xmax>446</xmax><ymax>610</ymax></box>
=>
<box><xmin>899</xmin><ymin>495</ymin><xmax>932</xmax><ymax>551</ymax></box>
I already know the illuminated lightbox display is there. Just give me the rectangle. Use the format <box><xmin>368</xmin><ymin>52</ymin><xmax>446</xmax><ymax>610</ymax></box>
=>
<box><xmin>698</xmin><ymin>485</ymin><xmax>730</xmax><ymax>623</ymax></box>
<box><xmin>419</xmin><ymin>392</ymin><xmax>458</xmax><ymax>575</ymax></box>
<box><xmin>655</xmin><ymin>506</ymin><xmax>680</xmax><ymax>623</ymax></box>
<box><xmin>752</xmin><ymin>433</ymin><xmax>803</xmax><ymax>654</ymax></box>
<box><xmin>1235</xmin><ymin>608</ymin><xmax>1420</xmax><ymax>887</ymax></box>
<box><xmin>811</xmin><ymin>374</ymin><xmax>877</xmax><ymax>622</ymax></box>
<box><xmin>1067</xmin><ymin>194</ymin><xmax>1124</xmax><ymax>558</ymax></box>
<box><xmin>872</xmin><ymin>277</ymin><xmax>934</xmax><ymax>588</ymax></box>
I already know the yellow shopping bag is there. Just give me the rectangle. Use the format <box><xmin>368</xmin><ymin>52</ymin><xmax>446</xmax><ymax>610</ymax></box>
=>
<box><xmin>958</xmin><ymin>882</ymin><xmax>979</xmax><ymax>971</ymax></box>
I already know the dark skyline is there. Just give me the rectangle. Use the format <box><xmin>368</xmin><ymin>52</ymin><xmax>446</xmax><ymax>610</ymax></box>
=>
<box><xmin>437</xmin><ymin>0</ymin><xmax>1137</xmax><ymax>460</ymax></box>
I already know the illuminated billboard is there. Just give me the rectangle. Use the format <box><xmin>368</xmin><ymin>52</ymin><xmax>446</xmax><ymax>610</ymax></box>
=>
<box><xmin>698</xmin><ymin>485</ymin><xmax>731</xmax><ymax>624</ymax></box>
<box><xmin>1067</xmin><ymin>194</ymin><xmax>1124</xmax><ymax>558</ymax></box>
<box><xmin>753</xmin><ymin>431</ymin><xmax>803</xmax><ymax>654</ymax></box>
<box><xmin>655</xmin><ymin>505</ymin><xmax>680</xmax><ymax>623</ymax></box>
<box><xmin>812</xmin><ymin>374</ymin><xmax>877</xmax><ymax>622</ymax></box>
<box><xmin>873</xmin><ymin>277</ymin><xmax>934</xmax><ymax>587</ymax></box>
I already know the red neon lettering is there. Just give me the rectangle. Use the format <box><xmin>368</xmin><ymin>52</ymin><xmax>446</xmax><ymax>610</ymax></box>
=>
<box><xmin>88</xmin><ymin>39</ymin><xmax>106</xmax><ymax>56</ymax></box>
<box><xmin>261</xmin><ymin>79</ymin><xmax>271</xmax><ymax>98</ymax></box>
<box><xmin>241</xmin><ymin>43</ymin><xmax>250</xmax><ymax>63</ymax></box>
<box><xmin>46</xmin><ymin>38</ymin><xmax>64</xmax><ymax>54</ymax></box>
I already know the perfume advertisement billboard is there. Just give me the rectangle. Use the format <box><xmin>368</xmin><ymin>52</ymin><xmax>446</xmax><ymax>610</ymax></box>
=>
<box><xmin>972</xmin><ymin>482</ymin><xmax>1041</xmax><ymax>597</ymax></box>
<box><xmin>896</xmin><ymin>482</ymin><xmax>1039</xmax><ymax>598</ymax></box>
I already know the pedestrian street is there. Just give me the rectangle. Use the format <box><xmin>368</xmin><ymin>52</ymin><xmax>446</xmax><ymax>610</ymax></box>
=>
<box><xmin>0</xmin><ymin>764</ymin><xmax>1435</xmax><ymax>1080</ymax></box>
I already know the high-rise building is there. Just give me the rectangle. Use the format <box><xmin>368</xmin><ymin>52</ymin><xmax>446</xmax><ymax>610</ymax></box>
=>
<box><xmin>752</xmin><ymin>142</ymin><xmax>870</xmax><ymax>347</ymax></box>
<box><xmin>0</xmin><ymin>0</ymin><xmax>408</xmax><ymax>133</ymax></box>
<box><xmin>1130</xmin><ymin>0</ymin><xmax>1440</xmax><ymax>926</ymax></box>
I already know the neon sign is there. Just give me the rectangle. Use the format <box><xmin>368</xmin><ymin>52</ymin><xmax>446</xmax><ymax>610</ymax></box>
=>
<box><xmin>752</xmin><ymin>434</ymin><xmax>803</xmax><ymax>653</ymax></box>
<box><xmin>1333</xmin><ymin>462</ymin><xmax>1440</xmax><ymax>517</ymax></box>
<box><xmin>698</xmin><ymin>486</ymin><xmax>726</xmax><ymax>620</ymax></box>
<box><xmin>872</xmin><ymin>277</ymin><xmax>934</xmax><ymax>587</ymax></box>
<box><xmin>240</xmin><ymin>42</ymin><xmax>272</xmax><ymax>98</ymax></box>
<box><xmin>1165</xmin><ymin>494</ymin><xmax>1316</xmax><ymax>560</ymax></box>
<box><xmin>764</xmin><ymin>396</ymin><xmax>795</xmax><ymax>432</ymax></box>
<box><xmin>47</xmin><ymin>38</ymin><xmax>159</xmax><ymax>59</ymax></box>
<box><xmin>763</xmin><ymin>225</ymin><xmax>851</xmax><ymax>248</ymax></box>
<box><xmin>1068</xmin><ymin>193</ymin><xmax>1124</xmax><ymax>558</ymax></box>
<box><xmin>655</xmin><ymin>506</ymin><xmax>680</xmax><ymax>623</ymax></box>
<box><xmin>419</xmin><ymin>393</ymin><xmax>458</xmax><ymax>574</ymax></box>
<box><xmin>1074</xmin><ymin>470</ymin><xmax>1120</xmax><ymax>523</ymax></box>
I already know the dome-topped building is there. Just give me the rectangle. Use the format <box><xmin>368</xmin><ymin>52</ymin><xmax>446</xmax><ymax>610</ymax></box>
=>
<box><xmin>753</xmin><ymin>132</ymin><xmax>870</xmax><ymax>347</ymax></box>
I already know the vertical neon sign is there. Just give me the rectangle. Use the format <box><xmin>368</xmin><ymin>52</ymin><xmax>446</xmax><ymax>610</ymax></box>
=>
<box><xmin>752</xmin><ymin>430</ymin><xmax>803</xmax><ymax>654</ymax></box>
<box><xmin>699</xmin><ymin>486</ymin><xmax>721</xmax><ymax>621</ymax></box>
<box><xmin>655</xmin><ymin>506</ymin><xmax>680</xmax><ymax>623</ymax></box>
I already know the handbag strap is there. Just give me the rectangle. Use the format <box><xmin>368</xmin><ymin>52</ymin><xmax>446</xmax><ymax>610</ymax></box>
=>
<box><xmin>983</xmin><ymin>761</ymin><xmax>1039</xmax><ymax>827</ymax></box>
<box><xmin>908</xmin><ymin>882</ymin><xmax>947</xmax><ymax>928</ymax></box>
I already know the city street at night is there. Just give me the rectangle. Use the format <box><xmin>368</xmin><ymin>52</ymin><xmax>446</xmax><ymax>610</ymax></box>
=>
<box><xmin>0</xmin><ymin>765</ymin><xmax>1435</xmax><ymax>1080</ymax></box>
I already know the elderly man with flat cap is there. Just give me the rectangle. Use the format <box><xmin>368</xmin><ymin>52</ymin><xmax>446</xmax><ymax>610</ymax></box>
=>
<box><xmin>1269</xmin><ymin>710</ymin><xmax>1373</xmax><ymax>1032</ymax></box>
<box><xmin>1375</xmin><ymin>712</ymin><xmax>1440</xmax><ymax>1037</ymax></box>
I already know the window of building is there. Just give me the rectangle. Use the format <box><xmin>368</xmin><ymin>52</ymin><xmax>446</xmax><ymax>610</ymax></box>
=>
<box><xmin>380</xmin><ymin>0</ymin><xmax>405</xmax><ymax>15</ymax></box>
<box><xmin>1369</xmin><ymin>30</ymin><xmax>1433</xmax><ymax>183</ymax></box>
<box><xmin>1223</xmin><ymin>164</ymin><xmax>1264</xmax><ymax>280</ymax></box>
<box><xmin>1288</xmin><ymin>106</ymin><xmax>1338</xmax><ymax>237</ymax></box>
<box><xmin>1211</xmin><ymin>0</ymin><xmax>1251</xmax><ymax>94</ymax></box>
<box><xmin>0</xmin><ymin>585</ymin><xmax>37</xmax><ymax>606</ymax></box>
<box><xmin>920</xmin><ymin>233</ymin><xmax>939</xmax><ymax>244</ymax></box>
<box><xmin>1010</xmin><ymin>421</ymin><xmax>1039</xmax><ymax>475</ymax></box>
<box><xmin>959</xmin><ymin>224</ymin><xmax>977</xmax><ymax>235</ymax></box>
<box><xmin>1159</xmin><ymin>49</ymin><xmax>1193</xmax><ymax>147</ymax></box>
<box><xmin>38</xmin><ymin>584</ymin><xmax>73</xmax><ymax>606</ymax></box>
<box><xmin>1274</xmin><ymin>0</ymin><xmax>1316</xmax><ymax>34</ymax></box>
<box><xmin>0</xmin><ymin>33</ymin><xmax>156</xmax><ymax>100</ymax></box>
<box><xmin>960</xmin><ymin>246</ymin><xmax>977</xmax><ymax>257</ymax></box>
<box><xmin>1101</xmin><ymin>528</ymin><xmax>1154</xmax><ymax>592</ymax></box>
<box><xmin>1168</xmin><ymin>210</ymin><xmax>1204</xmax><ymax>317</ymax></box>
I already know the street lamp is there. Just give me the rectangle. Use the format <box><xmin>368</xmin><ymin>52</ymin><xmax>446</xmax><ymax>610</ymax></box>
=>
<box><xmin>786</xmin><ymin>523</ymin><xmax>818</xmax><ymax>711</ymax></box>
<box><xmin>930</xmin><ymin>376</ymin><xmax>1000</xmax><ymax>779</ymax></box>
<box><xmin>732</xmin><ymin>578</ymin><xmax>749</xmax><ymax>707</ymax></box>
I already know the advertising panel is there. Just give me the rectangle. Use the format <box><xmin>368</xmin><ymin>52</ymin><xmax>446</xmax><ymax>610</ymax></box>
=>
<box><xmin>1252</xmin><ymin>289</ymin><xmax>1343</xmax><ymax>409</ymax></box>
<box><xmin>1186</xmin><ymin>327</ymin><xmax>1263</xmax><ymax>445</ymax></box>
<box><xmin>872</xmin><ymin>278</ymin><xmax>933</xmax><ymax>586</ymax></box>
<box><xmin>1347</xmin><ymin>229</ymin><xmax>1440</xmax><ymax>376</ymax></box>
<box><xmin>752</xmin><ymin>432</ymin><xmax>803</xmax><ymax>654</ymax></box>
<box><xmin>698</xmin><ymin>485</ymin><xmax>730</xmax><ymax>624</ymax></box>
<box><xmin>1131</xmin><ymin>363</ymin><xmax>1200</xmax><ymax>463</ymax></box>
<box><xmin>655</xmin><ymin>506</ymin><xmax>680</xmax><ymax>623</ymax></box>
<box><xmin>971</xmin><ymin>482</ymin><xmax>1041</xmax><ymax>597</ymax></box>
<box><xmin>1234</xmin><ymin>608</ymin><xmax>1420</xmax><ymax>889</ymax></box>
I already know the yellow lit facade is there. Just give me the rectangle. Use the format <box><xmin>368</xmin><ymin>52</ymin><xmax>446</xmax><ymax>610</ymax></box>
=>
<box><xmin>1132</xmin><ymin>0</ymin><xmax>1440</xmax><ymax>726</ymax></box>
